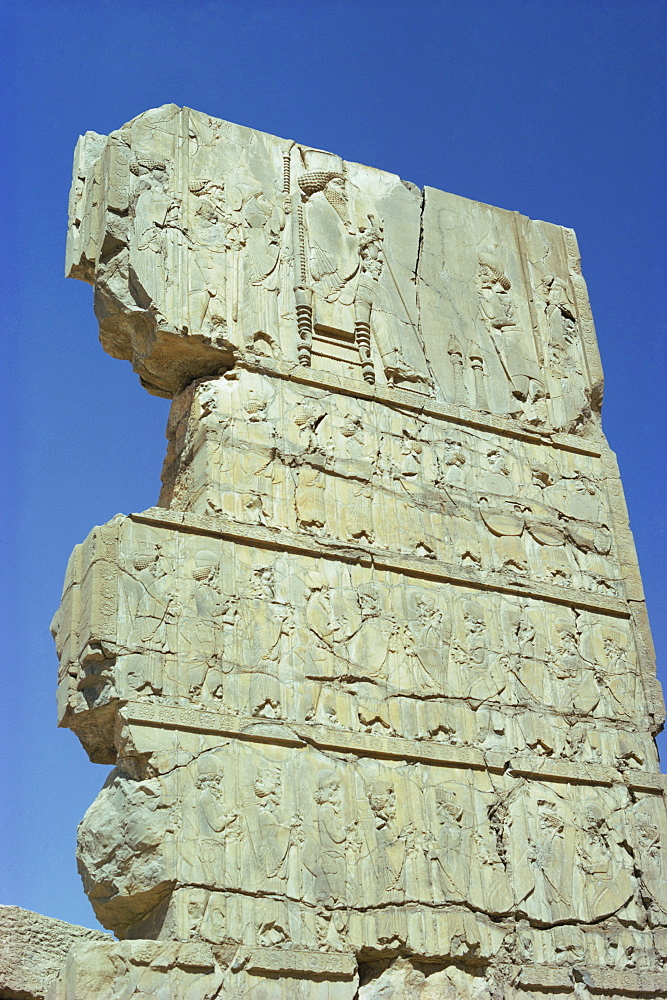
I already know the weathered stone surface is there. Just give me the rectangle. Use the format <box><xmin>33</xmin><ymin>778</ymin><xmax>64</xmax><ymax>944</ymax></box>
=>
<box><xmin>67</xmin><ymin>104</ymin><xmax>602</xmax><ymax>439</ymax></box>
<box><xmin>0</xmin><ymin>905</ymin><xmax>108</xmax><ymax>1000</ymax></box>
<box><xmin>357</xmin><ymin>958</ymin><xmax>667</xmax><ymax>998</ymax></box>
<box><xmin>45</xmin><ymin>938</ymin><xmax>358</xmax><ymax>999</ymax></box>
<box><xmin>358</xmin><ymin>959</ymin><xmax>503</xmax><ymax>999</ymax></box>
<box><xmin>45</xmin><ymin>940</ymin><xmax>222</xmax><ymax>1000</ymax></box>
<box><xmin>48</xmin><ymin>106</ymin><xmax>667</xmax><ymax>996</ymax></box>
<box><xmin>156</xmin><ymin>372</ymin><xmax>622</xmax><ymax>597</ymax></box>
<box><xmin>53</xmin><ymin>512</ymin><xmax>656</xmax><ymax>761</ymax></box>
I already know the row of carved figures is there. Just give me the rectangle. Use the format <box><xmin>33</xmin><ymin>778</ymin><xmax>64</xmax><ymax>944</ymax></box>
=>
<box><xmin>127</xmin><ymin>146</ymin><xmax>587</xmax><ymax>419</ymax></box>
<box><xmin>82</xmin><ymin>746</ymin><xmax>664</xmax><ymax>929</ymax></box>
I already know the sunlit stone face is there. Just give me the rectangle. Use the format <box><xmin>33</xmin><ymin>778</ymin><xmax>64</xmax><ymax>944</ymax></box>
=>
<box><xmin>42</xmin><ymin>105</ymin><xmax>667</xmax><ymax>999</ymax></box>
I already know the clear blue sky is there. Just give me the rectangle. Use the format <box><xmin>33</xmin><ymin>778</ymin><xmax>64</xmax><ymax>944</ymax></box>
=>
<box><xmin>1</xmin><ymin>0</ymin><xmax>665</xmax><ymax>931</ymax></box>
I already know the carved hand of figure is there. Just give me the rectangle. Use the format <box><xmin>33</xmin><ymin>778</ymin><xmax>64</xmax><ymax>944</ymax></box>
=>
<box><xmin>220</xmin><ymin>810</ymin><xmax>240</xmax><ymax>834</ymax></box>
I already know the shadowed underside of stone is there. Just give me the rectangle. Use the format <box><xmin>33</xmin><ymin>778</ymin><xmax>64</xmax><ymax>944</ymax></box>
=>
<box><xmin>20</xmin><ymin>106</ymin><xmax>667</xmax><ymax>998</ymax></box>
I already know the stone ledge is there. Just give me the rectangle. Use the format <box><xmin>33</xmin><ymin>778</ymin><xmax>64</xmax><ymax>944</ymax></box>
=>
<box><xmin>238</xmin><ymin>355</ymin><xmax>603</xmax><ymax>457</ymax></box>
<box><xmin>517</xmin><ymin>963</ymin><xmax>667</xmax><ymax>994</ymax></box>
<box><xmin>123</xmin><ymin>699</ymin><xmax>667</xmax><ymax>794</ymax></box>
<box><xmin>241</xmin><ymin>947</ymin><xmax>357</xmax><ymax>978</ymax></box>
<box><xmin>133</xmin><ymin>508</ymin><xmax>629</xmax><ymax>617</ymax></box>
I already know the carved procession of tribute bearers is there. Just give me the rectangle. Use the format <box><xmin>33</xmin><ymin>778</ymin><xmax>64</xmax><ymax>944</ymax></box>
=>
<box><xmin>11</xmin><ymin>104</ymin><xmax>666</xmax><ymax>998</ymax></box>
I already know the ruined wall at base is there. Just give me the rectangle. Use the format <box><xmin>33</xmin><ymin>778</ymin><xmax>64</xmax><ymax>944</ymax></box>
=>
<box><xmin>45</xmin><ymin>105</ymin><xmax>667</xmax><ymax>999</ymax></box>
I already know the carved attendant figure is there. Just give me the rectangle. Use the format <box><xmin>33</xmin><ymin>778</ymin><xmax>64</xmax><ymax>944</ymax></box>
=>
<box><xmin>476</xmin><ymin>254</ymin><xmax>544</xmax><ymax>417</ymax></box>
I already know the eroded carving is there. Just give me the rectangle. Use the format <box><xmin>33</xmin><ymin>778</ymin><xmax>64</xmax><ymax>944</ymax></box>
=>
<box><xmin>43</xmin><ymin>106</ymin><xmax>667</xmax><ymax>1000</ymax></box>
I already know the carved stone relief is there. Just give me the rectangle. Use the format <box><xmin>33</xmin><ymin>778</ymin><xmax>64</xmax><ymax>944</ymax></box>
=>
<box><xmin>157</xmin><ymin>372</ymin><xmax>622</xmax><ymax>599</ymax></box>
<box><xmin>418</xmin><ymin>186</ymin><xmax>602</xmax><ymax>432</ymax></box>
<box><xmin>26</xmin><ymin>106</ymin><xmax>665</xmax><ymax>1000</ymax></box>
<box><xmin>68</xmin><ymin>104</ymin><xmax>603</xmax><ymax>438</ymax></box>
<box><xmin>53</xmin><ymin>516</ymin><xmax>655</xmax><ymax>763</ymax></box>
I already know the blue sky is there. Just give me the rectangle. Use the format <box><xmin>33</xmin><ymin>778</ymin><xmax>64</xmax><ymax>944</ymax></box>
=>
<box><xmin>2</xmin><ymin>0</ymin><xmax>665</xmax><ymax>931</ymax></box>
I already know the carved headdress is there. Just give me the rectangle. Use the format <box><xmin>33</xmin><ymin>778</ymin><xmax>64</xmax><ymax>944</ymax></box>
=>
<box><xmin>298</xmin><ymin>148</ymin><xmax>344</xmax><ymax>196</ymax></box>
<box><xmin>478</xmin><ymin>253</ymin><xmax>511</xmax><ymax>290</ymax></box>
<box><xmin>297</xmin><ymin>148</ymin><xmax>351</xmax><ymax>227</ymax></box>
<box><xmin>298</xmin><ymin>170</ymin><xmax>343</xmax><ymax>197</ymax></box>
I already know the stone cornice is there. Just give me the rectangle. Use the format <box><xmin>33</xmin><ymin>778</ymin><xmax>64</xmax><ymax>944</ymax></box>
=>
<box><xmin>122</xmin><ymin>699</ymin><xmax>667</xmax><ymax>795</ymax></box>
<box><xmin>133</xmin><ymin>508</ymin><xmax>630</xmax><ymax>617</ymax></box>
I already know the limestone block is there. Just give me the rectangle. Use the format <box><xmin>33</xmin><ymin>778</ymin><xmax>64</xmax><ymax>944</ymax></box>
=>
<box><xmin>359</xmin><ymin>960</ymin><xmax>667</xmax><ymax>998</ymax></box>
<box><xmin>77</xmin><ymin>731</ymin><xmax>661</xmax><ymax>941</ymax></box>
<box><xmin>56</xmin><ymin>106</ymin><xmax>666</xmax><ymax>995</ymax></box>
<box><xmin>512</xmin><ymin>921</ymin><xmax>664</xmax><ymax>971</ymax></box>
<box><xmin>67</xmin><ymin>105</ymin><xmax>602</xmax><ymax>438</ymax></box>
<box><xmin>0</xmin><ymin>905</ymin><xmax>109</xmax><ymax>1000</ymax></box>
<box><xmin>45</xmin><ymin>940</ymin><xmax>223</xmax><ymax>1000</ymax></box>
<box><xmin>52</xmin><ymin>513</ymin><xmax>656</xmax><ymax>768</ymax></box>
<box><xmin>66</xmin><ymin>106</ymin><xmax>428</xmax><ymax>400</ymax></box>
<box><xmin>358</xmin><ymin>959</ymin><xmax>500</xmax><ymax>999</ymax></box>
<box><xmin>158</xmin><ymin>371</ymin><xmax>623</xmax><ymax>599</ymax></box>
<box><xmin>45</xmin><ymin>931</ymin><xmax>359</xmax><ymax>999</ymax></box>
<box><xmin>418</xmin><ymin>187</ymin><xmax>602</xmax><ymax>432</ymax></box>
<box><xmin>72</xmin><ymin>698</ymin><xmax>667</xmax><ymax>955</ymax></box>
<box><xmin>77</xmin><ymin>742</ymin><xmax>514</xmax><ymax>934</ymax></box>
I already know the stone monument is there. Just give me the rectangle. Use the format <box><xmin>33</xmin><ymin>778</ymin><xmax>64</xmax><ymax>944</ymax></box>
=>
<box><xmin>7</xmin><ymin>104</ymin><xmax>667</xmax><ymax>999</ymax></box>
